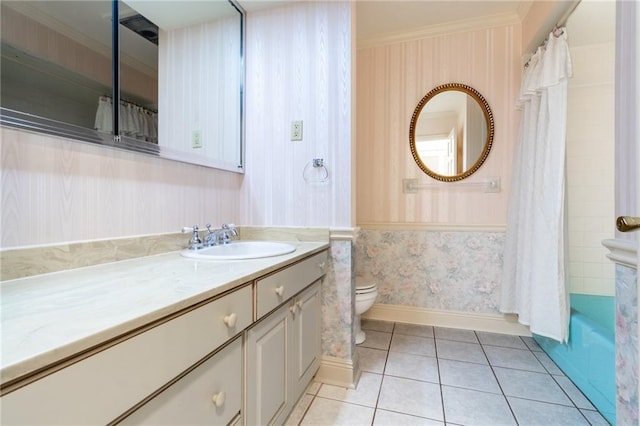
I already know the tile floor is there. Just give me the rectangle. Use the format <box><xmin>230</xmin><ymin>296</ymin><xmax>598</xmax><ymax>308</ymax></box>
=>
<box><xmin>286</xmin><ymin>319</ymin><xmax>610</xmax><ymax>426</ymax></box>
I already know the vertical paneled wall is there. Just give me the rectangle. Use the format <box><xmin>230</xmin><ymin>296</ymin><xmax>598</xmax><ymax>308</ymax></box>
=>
<box><xmin>355</xmin><ymin>24</ymin><xmax>521</xmax><ymax>318</ymax></box>
<box><xmin>242</xmin><ymin>1</ymin><xmax>353</xmax><ymax>227</ymax></box>
<box><xmin>356</xmin><ymin>24</ymin><xmax>521</xmax><ymax>225</ymax></box>
<box><xmin>159</xmin><ymin>16</ymin><xmax>242</xmax><ymax>168</ymax></box>
<box><xmin>0</xmin><ymin>128</ymin><xmax>242</xmax><ymax>248</ymax></box>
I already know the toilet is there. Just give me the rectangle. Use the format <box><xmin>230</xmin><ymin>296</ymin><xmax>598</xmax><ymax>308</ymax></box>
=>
<box><xmin>355</xmin><ymin>278</ymin><xmax>378</xmax><ymax>344</ymax></box>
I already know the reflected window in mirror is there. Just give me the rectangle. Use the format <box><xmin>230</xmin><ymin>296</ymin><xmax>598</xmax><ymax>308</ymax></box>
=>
<box><xmin>0</xmin><ymin>0</ymin><xmax>245</xmax><ymax>172</ymax></box>
<box><xmin>409</xmin><ymin>83</ymin><xmax>494</xmax><ymax>182</ymax></box>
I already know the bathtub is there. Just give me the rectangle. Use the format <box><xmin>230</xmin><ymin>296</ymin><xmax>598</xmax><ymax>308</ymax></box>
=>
<box><xmin>533</xmin><ymin>294</ymin><xmax>615</xmax><ymax>425</ymax></box>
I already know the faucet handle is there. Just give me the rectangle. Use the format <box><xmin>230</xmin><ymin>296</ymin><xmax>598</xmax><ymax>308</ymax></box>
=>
<box><xmin>182</xmin><ymin>225</ymin><xmax>203</xmax><ymax>250</ymax></box>
<box><xmin>222</xmin><ymin>223</ymin><xmax>238</xmax><ymax>237</ymax></box>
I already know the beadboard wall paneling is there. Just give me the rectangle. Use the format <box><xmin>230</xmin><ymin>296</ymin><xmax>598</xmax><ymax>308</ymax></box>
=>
<box><xmin>242</xmin><ymin>1</ymin><xmax>353</xmax><ymax>227</ymax></box>
<box><xmin>356</xmin><ymin>25</ymin><xmax>521</xmax><ymax>225</ymax></box>
<box><xmin>0</xmin><ymin>128</ymin><xmax>242</xmax><ymax>248</ymax></box>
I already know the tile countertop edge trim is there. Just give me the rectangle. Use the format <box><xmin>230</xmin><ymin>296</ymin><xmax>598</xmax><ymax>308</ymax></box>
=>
<box><xmin>0</xmin><ymin>242</ymin><xmax>329</xmax><ymax>387</ymax></box>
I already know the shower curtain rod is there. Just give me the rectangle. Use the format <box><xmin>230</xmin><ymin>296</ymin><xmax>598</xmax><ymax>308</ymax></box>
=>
<box><xmin>524</xmin><ymin>0</ymin><xmax>581</xmax><ymax>68</ymax></box>
<box><xmin>556</xmin><ymin>0</ymin><xmax>581</xmax><ymax>28</ymax></box>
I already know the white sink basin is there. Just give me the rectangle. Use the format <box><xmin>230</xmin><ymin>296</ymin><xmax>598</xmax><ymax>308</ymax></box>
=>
<box><xmin>180</xmin><ymin>241</ymin><xmax>296</xmax><ymax>260</ymax></box>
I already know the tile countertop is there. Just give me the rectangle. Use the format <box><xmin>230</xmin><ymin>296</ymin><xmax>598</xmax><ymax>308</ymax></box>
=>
<box><xmin>0</xmin><ymin>241</ymin><xmax>329</xmax><ymax>386</ymax></box>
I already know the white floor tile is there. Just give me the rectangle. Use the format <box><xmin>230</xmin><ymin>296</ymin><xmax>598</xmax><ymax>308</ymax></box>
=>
<box><xmin>390</xmin><ymin>334</ymin><xmax>436</xmax><ymax>357</ymax></box>
<box><xmin>285</xmin><ymin>394</ymin><xmax>314</xmax><ymax>426</ymax></box>
<box><xmin>359</xmin><ymin>330</ymin><xmax>392</xmax><ymax>350</ymax></box>
<box><xmin>483</xmin><ymin>345</ymin><xmax>546</xmax><ymax>372</ymax></box>
<box><xmin>580</xmin><ymin>408</ymin><xmax>610</xmax><ymax>425</ymax></box>
<box><xmin>377</xmin><ymin>376</ymin><xmax>443</xmax><ymax>421</ymax></box>
<box><xmin>384</xmin><ymin>351</ymin><xmax>439</xmax><ymax>383</ymax></box>
<box><xmin>438</xmin><ymin>358</ymin><xmax>502</xmax><ymax>394</ymax></box>
<box><xmin>299</xmin><ymin>324</ymin><xmax>610</xmax><ymax>426</ymax></box>
<box><xmin>476</xmin><ymin>331</ymin><xmax>527</xmax><ymax>349</ymax></box>
<box><xmin>442</xmin><ymin>386</ymin><xmax>516</xmax><ymax>426</ymax></box>
<box><xmin>435</xmin><ymin>339</ymin><xmax>487</xmax><ymax>364</ymax></box>
<box><xmin>361</xmin><ymin>318</ymin><xmax>395</xmax><ymax>333</ymax></box>
<box><xmin>494</xmin><ymin>367</ymin><xmax>573</xmax><ymax>405</ymax></box>
<box><xmin>521</xmin><ymin>336</ymin><xmax>544</xmax><ymax>352</ymax></box>
<box><xmin>533</xmin><ymin>350</ymin><xmax>565</xmax><ymax>375</ymax></box>
<box><xmin>357</xmin><ymin>346</ymin><xmax>388</xmax><ymax>374</ymax></box>
<box><xmin>306</xmin><ymin>381</ymin><xmax>321</xmax><ymax>395</ymax></box>
<box><xmin>554</xmin><ymin>376</ymin><xmax>596</xmax><ymax>410</ymax></box>
<box><xmin>373</xmin><ymin>409</ymin><xmax>444</xmax><ymax>425</ymax></box>
<box><xmin>434</xmin><ymin>326</ymin><xmax>478</xmax><ymax>343</ymax></box>
<box><xmin>394</xmin><ymin>323</ymin><xmax>434</xmax><ymax>338</ymax></box>
<box><xmin>508</xmin><ymin>397</ymin><xmax>590</xmax><ymax>425</ymax></box>
<box><xmin>317</xmin><ymin>371</ymin><xmax>382</xmax><ymax>408</ymax></box>
<box><xmin>300</xmin><ymin>397</ymin><xmax>375</xmax><ymax>426</ymax></box>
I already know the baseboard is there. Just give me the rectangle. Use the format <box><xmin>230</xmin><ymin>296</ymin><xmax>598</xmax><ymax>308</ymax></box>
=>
<box><xmin>363</xmin><ymin>303</ymin><xmax>531</xmax><ymax>336</ymax></box>
<box><xmin>315</xmin><ymin>355</ymin><xmax>360</xmax><ymax>389</ymax></box>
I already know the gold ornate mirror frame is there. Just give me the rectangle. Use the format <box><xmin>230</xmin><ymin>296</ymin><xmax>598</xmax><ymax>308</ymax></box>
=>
<box><xmin>409</xmin><ymin>83</ymin><xmax>495</xmax><ymax>182</ymax></box>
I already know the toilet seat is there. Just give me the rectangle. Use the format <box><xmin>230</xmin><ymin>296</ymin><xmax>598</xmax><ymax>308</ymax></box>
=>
<box><xmin>355</xmin><ymin>278</ymin><xmax>376</xmax><ymax>293</ymax></box>
<box><xmin>356</xmin><ymin>285</ymin><xmax>376</xmax><ymax>294</ymax></box>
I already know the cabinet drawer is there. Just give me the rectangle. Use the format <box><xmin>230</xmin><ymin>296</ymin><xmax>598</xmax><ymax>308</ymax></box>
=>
<box><xmin>255</xmin><ymin>251</ymin><xmax>327</xmax><ymax>319</ymax></box>
<box><xmin>1</xmin><ymin>284</ymin><xmax>252</xmax><ymax>425</ymax></box>
<box><xmin>121</xmin><ymin>336</ymin><xmax>243</xmax><ymax>425</ymax></box>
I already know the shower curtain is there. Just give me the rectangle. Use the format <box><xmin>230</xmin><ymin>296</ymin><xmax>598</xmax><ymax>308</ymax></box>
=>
<box><xmin>501</xmin><ymin>30</ymin><xmax>573</xmax><ymax>342</ymax></box>
<box><xmin>94</xmin><ymin>96</ymin><xmax>158</xmax><ymax>143</ymax></box>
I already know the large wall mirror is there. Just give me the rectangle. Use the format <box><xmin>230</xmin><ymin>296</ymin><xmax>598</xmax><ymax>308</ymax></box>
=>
<box><xmin>409</xmin><ymin>83</ymin><xmax>494</xmax><ymax>182</ymax></box>
<box><xmin>0</xmin><ymin>0</ymin><xmax>245</xmax><ymax>172</ymax></box>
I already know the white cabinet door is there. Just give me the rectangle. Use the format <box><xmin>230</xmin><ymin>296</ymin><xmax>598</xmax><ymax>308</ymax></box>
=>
<box><xmin>120</xmin><ymin>336</ymin><xmax>243</xmax><ymax>425</ymax></box>
<box><xmin>289</xmin><ymin>280</ymin><xmax>321</xmax><ymax>399</ymax></box>
<box><xmin>245</xmin><ymin>304</ymin><xmax>289</xmax><ymax>426</ymax></box>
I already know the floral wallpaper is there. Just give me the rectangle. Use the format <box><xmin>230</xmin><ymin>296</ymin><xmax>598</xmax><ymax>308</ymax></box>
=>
<box><xmin>321</xmin><ymin>239</ymin><xmax>355</xmax><ymax>359</ymax></box>
<box><xmin>355</xmin><ymin>229</ymin><xmax>504</xmax><ymax>314</ymax></box>
<box><xmin>616</xmin><ymin>263</ymin><xmax>638</xmax><ymax>425</ymax></box>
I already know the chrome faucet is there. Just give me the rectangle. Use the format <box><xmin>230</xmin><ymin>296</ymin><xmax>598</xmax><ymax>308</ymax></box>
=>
<box><xmin>181</xmin><ymin>225</ymin><xmax>203</xmax><ymax>250</ymax></box>
<box><xmin>204</xmin><ymin>223</ymin><xmax>238</xmax><ymax>246</ymax></box>
<box><xmin>183</xmin><ymin>223</ymin><xmax>238</xmax><ymax>249</ymax></box>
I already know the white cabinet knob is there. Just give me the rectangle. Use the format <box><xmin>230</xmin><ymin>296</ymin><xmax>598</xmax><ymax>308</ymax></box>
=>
<box><xmin>275</xmin><ymin>285</ymin><xmax>284</xmax><ymax>297</ymax></box>
<box><xmin>289</xmin><ymin>304</ymin><xmax>297</xmax><ymax>314</ymax></box>
<box><xmin>211</xmin><ymin>391</ymin><xmax>226</xmax><ymax>408</ymax></box>
<box><xmin>223</xmin><ymin>313</ymin><xmax>237</xmax><ymax>328</ymax></box>
<box><xmin>296</xmin><ymin>300</ymin><xmax>303</xmax><ymax>310</ymax></box>
<box><xmin>318</xmin><ymin>262</ymin><xmax>326</xmax><ymax>271</ymax></box>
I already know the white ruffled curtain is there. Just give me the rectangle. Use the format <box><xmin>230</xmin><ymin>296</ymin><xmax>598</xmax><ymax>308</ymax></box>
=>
<box><xmin>94</xmin><ymin>96</ymin><xmax>158</xmax><ymax>143</ymax></box>
<box><xmin>501</xmin><ymin>30</ymin><xmax>573</xmax><ymax>342</ymax></box>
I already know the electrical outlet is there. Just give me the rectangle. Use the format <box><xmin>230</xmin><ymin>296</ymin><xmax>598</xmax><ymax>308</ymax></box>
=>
<box><xmin>192</xmin><ymin>130</ymin><xmax>202</xmax><ymax>148</ymax></box>
<box><xmin>291</xmin><ymin>120</ymin><xmax>303</xmax><ymax>141</ymax></box>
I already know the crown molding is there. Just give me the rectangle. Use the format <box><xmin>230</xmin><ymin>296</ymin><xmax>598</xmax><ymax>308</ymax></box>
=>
<box><xmin>357</xmin><ymin>11</ymin><xmax>521</xmax><ymax>49</ymax></box>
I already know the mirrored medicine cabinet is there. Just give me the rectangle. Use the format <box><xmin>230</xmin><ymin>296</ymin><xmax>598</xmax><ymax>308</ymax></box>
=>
<box><xmin>0</xmin><ymin>0</ymin><xmax>245</xmax><ymax>172</ymax></box>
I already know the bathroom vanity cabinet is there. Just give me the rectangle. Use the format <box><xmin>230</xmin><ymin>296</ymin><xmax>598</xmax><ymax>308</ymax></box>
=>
<box><xmin>246</xmin><ymin>280</ymin><xmax>321</xmax><ymax>425</ymax></box>
<box><xmin>0</xmin><ymin>244</ymin><xmax>328</xmax><ymax>425</ymax></box>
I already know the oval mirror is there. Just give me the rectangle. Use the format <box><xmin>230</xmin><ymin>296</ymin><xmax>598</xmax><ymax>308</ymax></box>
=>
<box><xmin>409</xmin><ymin>83</ymin><xmax>494</xmax><ymax>182</ymax></box>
